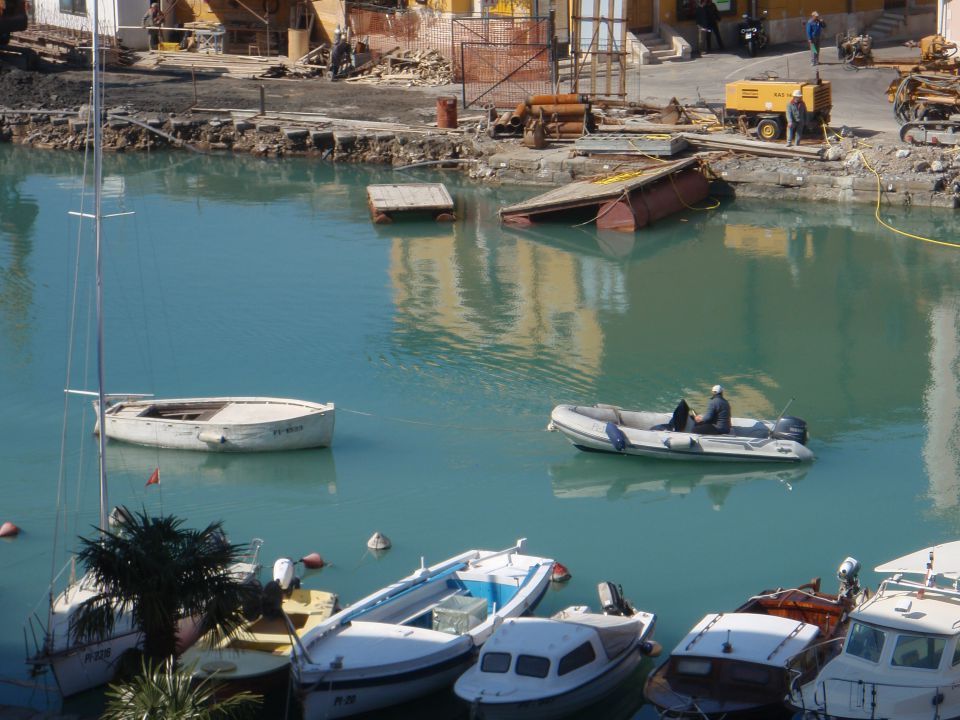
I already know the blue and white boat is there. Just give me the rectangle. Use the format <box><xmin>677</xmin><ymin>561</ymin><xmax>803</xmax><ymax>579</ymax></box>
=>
<box><xmin>293</xmin><ymin>539</ymin><xmax>554</xmax><ymax>719</ymax></box>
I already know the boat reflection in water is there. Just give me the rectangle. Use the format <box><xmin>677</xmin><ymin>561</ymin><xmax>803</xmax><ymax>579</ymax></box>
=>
<box><xmin>549</xmin><ymin>455</ymin><xmax>807</xmax><ymax>509</ymax></box>
<box><xmin>106</xmin><ymin>442</ymin><xmax>338</xmax><ymax>496</ymax></box>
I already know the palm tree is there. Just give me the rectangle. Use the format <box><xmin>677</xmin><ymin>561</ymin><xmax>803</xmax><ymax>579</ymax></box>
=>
<box><xmin>103</xmin><ymin>657</ymin><xmax>261</xmax><ymax>720</ymax></box>
<box><xmin>71</xmin><ymin>508</ymin><xmax>258</xmax><ymax>662</ymax></box>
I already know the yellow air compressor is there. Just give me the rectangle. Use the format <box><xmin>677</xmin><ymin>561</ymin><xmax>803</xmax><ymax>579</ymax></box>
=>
<box><xmin>724</xmin><ymin>78</ymin><xmax>832</xmax><ymax>140</ymax></box>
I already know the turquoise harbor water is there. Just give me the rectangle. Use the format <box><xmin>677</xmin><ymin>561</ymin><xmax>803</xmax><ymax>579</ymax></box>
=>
<box><xmin>2</xmin><ymin>143</ymin><xmax>960</xmax><ymax>718</ymax></box>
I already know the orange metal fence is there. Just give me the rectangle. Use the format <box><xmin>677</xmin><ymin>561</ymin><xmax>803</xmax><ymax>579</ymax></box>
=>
<box><xmin>461</xmin><ymin>42</ymin><xmax>552</xmax><ymax>108</ymax></box>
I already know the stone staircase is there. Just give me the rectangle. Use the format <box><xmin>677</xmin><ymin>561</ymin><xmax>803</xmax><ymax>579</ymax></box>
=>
<box><xmin>864</xmin><ymin>10</ymin><xmax>906</xmax><ymax>40</ymax></box>
<box><xmin>629</xmin><ymin>29</ymin><xmax>690</xmax><ymax>64</ymax></box>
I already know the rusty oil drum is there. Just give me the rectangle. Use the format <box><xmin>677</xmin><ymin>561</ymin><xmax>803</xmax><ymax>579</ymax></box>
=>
<box><xmin>436</xmin><ymin>96</ymin><xmax>458</xmax><ymax>129</ymax></box>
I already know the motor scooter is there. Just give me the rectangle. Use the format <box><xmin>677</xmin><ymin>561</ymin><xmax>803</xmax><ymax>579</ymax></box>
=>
<box><xmin>738</xmin><ymin>10</ymin><xmax>768</xmax><ymax>57</ymax></box>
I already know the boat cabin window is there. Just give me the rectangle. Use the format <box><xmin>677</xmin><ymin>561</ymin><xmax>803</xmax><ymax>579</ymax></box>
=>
<box><xmin>480</xmin><ymin>652</ymin><xmax>512</xmax><ymax>673</ymax></box>
<box><xmin>845</xmin><ymin>622</ymin><xmax>885</xmax><ymax>663</ymax></box>
<box><xmin>891</xmin><ymin>634</ymin><xmax>945</xmax><ymax>670</ymax></box>
<box><xmin>728</xmin><ymin>663</ymin><xmax>771</xmax><ymax>685</ymax></box>
<box><xmin>516</xmin><ymin>654</ymin><xmax>551</xmax><ymax>678</ymax></box>
<box><xmin>952</xmin><ymin>642</ymin><xmax>960</xmax><ymax>666</ymax></box>
<box><xmin>675</xmin><ymin>658</ymin><xmax>712</xmax><ymax>676</ymax></box>
<box><xmin>558</xmin><ymin>642</ymin><xmax>596</xmax><ymax>676</ymax></box>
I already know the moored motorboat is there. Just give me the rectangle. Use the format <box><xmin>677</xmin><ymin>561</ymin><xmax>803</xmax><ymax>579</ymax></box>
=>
<box><xmin>180</xmin><ymin>557</ymin><xmax>338</xmax><ymax>696</ymax></box>
<box><xmin>548</xmin><ymin>403</ymin><xmax>813</xmax><ymax>463</ymax></box>
<box><xmin>293</xmin><ymin>539</ymin><xmax>554</xmax><ymax>719</ymax></box>
<box><xmin>787</xmin><ymin>541</ymin><xmax>960</xmax><ymax>720</ymax></box>
<box><xmin>95</xmin><ymin>395</ymin><xmax>335</xmax><ymax>452</ymax></box>
<box><xmin>454</xmin><ymin>582</ymin><xmax>658</xmax><ymax>720</ymax></box>
<box><xmin>645</xmin><ymin>559</ymin><xmax>866</xmax><ymax>718</ymax></box>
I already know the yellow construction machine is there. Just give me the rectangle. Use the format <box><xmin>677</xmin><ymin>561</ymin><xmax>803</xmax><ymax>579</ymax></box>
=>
<box><xmin>723</xmin><ymin>76</ymin><xmax>832</xmax><ymax>141</ymax></box>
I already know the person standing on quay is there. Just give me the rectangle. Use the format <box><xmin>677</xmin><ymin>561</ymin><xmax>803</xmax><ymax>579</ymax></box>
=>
<box><xmin>142</xmin><ymin>2</ymin><xmax>165</xmax><ymax>51</ymax></box>
<box><xmin>706</xmin><ymin>0</ymin><xmax>724</xmax><ymax>50</ymax></box>
<box><xmin>806</xmin><ymin>11</ymin><xmax>826</xmax><ymax>66</ymax></box>
<box><xmin>694</xmin><ymin>0</ymin><xmax>713</xmax><ymax>54</ymax></box>
<box><xmin>786</xmin><ymin>89</ymin><xmax>807</xmax><ymax>146</ymax></box>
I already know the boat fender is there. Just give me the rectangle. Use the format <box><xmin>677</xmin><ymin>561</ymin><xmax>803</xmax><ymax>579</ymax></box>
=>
<box><xmin>300</xmin><ymin>552</ymin><xmax>325</xmax><ymax>569</ymax></box>
<box><xmin>551</xmin><ymin>562</ymin><xmax>572</xmax><ymax>583</ymax></box>
<box><xmin>0</xmin><ymin>521</ymin><xmax>19</xmax><ymax>537</ymax></box>
<box><xmin>640</xmin><ymin>640</ymin><xmax>662</xmax><ymax>657</ymax></box>
<box><xmin>667</xmin><ymin>435</ymin><xmax>694</xmax><ymax>449</ymax></box>
<box><xmin>198</xmin><ymin>430</ymin><xmax>227</xmax><ymax>445</ymax></box>
<box><xmin>605</xmin><ymin>422</ymin><xmax>627</xmax><ymax>451</ymax></box>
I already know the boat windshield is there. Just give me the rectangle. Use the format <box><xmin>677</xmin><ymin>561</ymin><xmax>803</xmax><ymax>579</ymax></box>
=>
<box><xmin>516</xmin><ymin>655</ymin><xmax>551</xmax><ymax>678</ymax></box>
<box><xmin>891</xmin><ymin>634</ymin><xmax>945</xmax><ymax>670</ymax></box>
<box><xmin>481</xmin><ymin>652</ymin><xmax>511</xmax><ymax>673</ymax></box>
<box><xmin>845</xmin><ymin>622</ymin><xmax>886</xmax><ymax>663</ymax></box>
<box><xmin>558</xmin><ymin>642</ymin><xmax>596</xmax><ymax>676</ymax></box>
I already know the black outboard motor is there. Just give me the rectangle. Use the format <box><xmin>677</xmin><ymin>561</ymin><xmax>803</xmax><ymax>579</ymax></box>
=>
<box><xmin>773</xmin><ymin>416</ymin><xmax>808</xmax><ymax>445</ymax></box>
<box><xmin>598</xmin><ymin>582</ymin><xmax>635</xmax><ymax>616</ymax></box>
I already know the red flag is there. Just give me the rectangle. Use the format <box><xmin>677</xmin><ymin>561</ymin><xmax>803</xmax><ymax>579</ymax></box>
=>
<box><xmin>146</xmin><ymin>468</ymin><xmax>160</xmax><ymax>486</ymax></box>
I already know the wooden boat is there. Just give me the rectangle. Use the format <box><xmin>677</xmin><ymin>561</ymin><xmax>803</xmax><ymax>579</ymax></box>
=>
<box><xmin>454</xmin><ymin>583</ymin><xmax>658</xmax><ymax>720</ymax></box>
<box><xmin>645</xmin><ymin>560</ymin><xmax>866</xmax><ymax>718</ymax></box>
<box><xmin>548</xmin><ymin>403</ymin><xmax>814</xmax><ymax>463</ymax></box>
<box><xmin>499</xmin><ymin>159</ymin><xmax>709</xmax><ymax>232</ymax></box>
<box><xmin>180</xmin><ymin>557</ymin><xmax>338</xmax><ymax>696</ymax></box>
<box><xmin>293</xmin><ymin>539</ymin><xmax>554</xmax><ymax>719</ymax></box>
<box><xmin>96</xmin><ymin>395</ymin><xmax>335</xmax><ymax>452</ymax></box>
<box><xmin>787</xmin><ymin>542</ymin><xmax>960</xmax><ymax>720</ymax></box>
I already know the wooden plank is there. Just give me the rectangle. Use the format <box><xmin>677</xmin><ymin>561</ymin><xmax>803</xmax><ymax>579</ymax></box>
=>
<box><xmin>366</xmin><ymin>183</ymin><xmax>454</xmax><ymax>214</ymax></box>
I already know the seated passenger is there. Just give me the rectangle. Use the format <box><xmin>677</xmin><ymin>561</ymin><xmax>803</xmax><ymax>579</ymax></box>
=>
<box><xmin>693</xmin><ymin>384</ymin><xmax>731</xmax><ymax>435</ymax></box>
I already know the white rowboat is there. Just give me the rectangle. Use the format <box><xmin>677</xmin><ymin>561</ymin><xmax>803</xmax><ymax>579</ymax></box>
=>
<box><xmin>96</xmin><ymin>396</ymin><xmax>335</xmax><ymax>452</ymax></box>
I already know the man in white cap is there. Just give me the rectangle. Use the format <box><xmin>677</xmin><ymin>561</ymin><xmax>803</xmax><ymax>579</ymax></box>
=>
<box><xmin>786</xmin><ymin>88</ymin><xmax>807</xmax><ymax>146</ymax></box>
<box><xmin>693</xmin><ymin>384</ymin><xmax>731</xmax><ymax>435</ymax></box>
<box><xmin>806</xmin><ymin>11</ymin><xmax>826</xmax><ymax>65</ymax></box>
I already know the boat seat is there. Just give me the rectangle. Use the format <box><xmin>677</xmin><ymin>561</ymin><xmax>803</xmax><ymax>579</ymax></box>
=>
<box><xmin>397</xmin><ymin>589</ymin><xmax>466</xmax><ymax>627</ymax></box>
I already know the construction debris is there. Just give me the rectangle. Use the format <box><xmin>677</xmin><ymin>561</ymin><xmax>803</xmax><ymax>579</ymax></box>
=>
<box><xmin>345</xmin><ymin>49</ymin><xmax>452</xmax><ymax>86</ymax></box>
<box><xmin>491</xmin><ymin>93</ymin><xmax>594</xmax><ymax>141</ymax></box>
<box><xmin>7</xmin><ymin>25</ymin><xmax>133</xmax><ymax>66</ymax></box>
<box><xmin>678</xmin><ymin>132</ymin><xmax>826</xmax><ymax>159</ymax></box>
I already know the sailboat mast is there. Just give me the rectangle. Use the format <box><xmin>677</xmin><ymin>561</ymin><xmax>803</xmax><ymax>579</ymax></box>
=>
<box><xmin>91</xmin><ymin>2</ymin><xmax>109</xmax><ymax>533</ymax></box>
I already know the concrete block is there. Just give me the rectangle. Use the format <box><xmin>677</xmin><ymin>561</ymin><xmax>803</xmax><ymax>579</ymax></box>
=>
<box><xmin>256</xmin><ymin>123</ymin><xmax>280</xmax><ymax>133</ymax></box>
<box><xmin>234</xmin><ymin>120</ymin><xmax>254</xmax><ymax>132</ymax></box>
<box><xmin>777</xmin><ymin>172</ymin><xmax>806</xmax><ymax>187</ymax></box>
<box><xmin>282</xmin><ymin>127</ymin><xmax>309</xmax><ymax>141</ymax></box>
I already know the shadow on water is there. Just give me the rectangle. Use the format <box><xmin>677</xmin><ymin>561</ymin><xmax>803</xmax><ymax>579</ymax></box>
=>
<box><xmin>549</xmin><ymin>452</ymin><xmax>807</xmax><ymax>509</ymax></box>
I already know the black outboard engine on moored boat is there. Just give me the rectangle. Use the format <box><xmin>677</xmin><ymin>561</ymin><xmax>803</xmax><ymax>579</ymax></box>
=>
<box><xmin>598</xmin><ymin>581</ymin><xmax>635</xmax><ymax>616</ymax></box>
<box><xmin>772</xmin><ymin>416</ymin><xmax>808</xmax><ymax>445</ymax></box>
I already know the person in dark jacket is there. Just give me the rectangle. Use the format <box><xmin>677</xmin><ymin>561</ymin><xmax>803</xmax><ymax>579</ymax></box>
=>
<box><xmin>694</xmin><ymin>0</ymin><xmax>713</xmax><ymax>54</ymax></box>
<box><xmin>329</xmin><ymin>37</ymin><xmax>350</xmax><ymax>79</ymax></box>
<box><xmin>806</xmin><ymin>11</ymin><xmax>826</xmax><ymax>65</ymax></box>
<box><xmin>693</xmin><ymin>384</ymin><xmax>731</xmax><ymax>435</ymax></box>
<box><xmin>705</xmin><ymin>0</ymin><xmax>724</xmax><ymax>50</ymax></box>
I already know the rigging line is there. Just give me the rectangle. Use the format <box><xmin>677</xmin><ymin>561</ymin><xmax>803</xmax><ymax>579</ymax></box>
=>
<box><xmin>337</xmin><ymin>407</ymin><xmax>542</xmax><ymax>433</ymax></box>
<box><xmin>857</xmin><ymin>150</ymin><xmax>960</xmax><ymax>249</ymax></box>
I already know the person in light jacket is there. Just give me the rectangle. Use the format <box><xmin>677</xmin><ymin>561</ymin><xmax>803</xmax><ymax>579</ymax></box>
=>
<box><xmin>786</xmin><ymin>89</ymin><xmax>807</xmax><ymax>146</ymax></box>
<box><xmin>142</xmin><ymin>2</ymin><xmax>165</xmax><ymax>51</ymax></box>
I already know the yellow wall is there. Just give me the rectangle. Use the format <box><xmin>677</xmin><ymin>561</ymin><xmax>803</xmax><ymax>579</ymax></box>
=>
<box><xmin>309</xmin><ymin>0</ymin><xmax>342</xmax><ymax>43</ymax></box>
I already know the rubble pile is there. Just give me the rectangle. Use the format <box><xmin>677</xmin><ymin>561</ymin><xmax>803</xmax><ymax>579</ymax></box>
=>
<box><xmin>345</xmin><ymin>49</ymin><xmax>452</xmax><ymax>87</ymax></box>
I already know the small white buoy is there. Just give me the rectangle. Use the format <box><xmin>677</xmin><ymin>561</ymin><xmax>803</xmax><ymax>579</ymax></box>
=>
<box><xmin>0</xmin><ymin>521</ymin><xmax>20</xmax><ymax>538</ymax></box>
<box><xmin>367</xmin><ymin>531</ymin><xmax>391</xmax><ymax>551</ymax></box>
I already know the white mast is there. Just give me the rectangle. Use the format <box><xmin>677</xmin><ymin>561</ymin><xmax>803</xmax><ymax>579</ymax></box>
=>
<box><xmin>92</xmin><ymin>1</ymin><xmax>109</xmax><ymax>533</ymax></box>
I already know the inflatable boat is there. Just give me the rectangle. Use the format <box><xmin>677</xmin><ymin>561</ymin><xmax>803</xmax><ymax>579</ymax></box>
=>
<box><xmin>548</xmin><ymin>402</ymin><xmax>814</xmax><ymax>463</ymax></box>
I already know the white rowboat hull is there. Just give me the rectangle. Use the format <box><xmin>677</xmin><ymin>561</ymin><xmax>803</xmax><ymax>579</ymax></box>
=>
<box><xmin>97</xmin><ymin>396</ymin><xmax>335</xmax><ymax>452</ymax></box>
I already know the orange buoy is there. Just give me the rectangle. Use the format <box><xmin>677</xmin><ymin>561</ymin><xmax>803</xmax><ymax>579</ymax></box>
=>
<box><xmin>300</xmin><ymin>552</ymin><xmax>325</xmax><ymax>569</ymax></box>
<box><xmin>551</xmin><ymin>561</ymin><xmax>571</xmax><ymax>583</ymax></box>
<box><xmin>0</xmin><ymin>521</ymin><xmax>20</xmax><ymax>537</ymax></box>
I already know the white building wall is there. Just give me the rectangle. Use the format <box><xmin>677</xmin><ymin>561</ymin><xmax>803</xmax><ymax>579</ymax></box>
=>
<box><xmin>941</xmin><ymin>0</ymin><xmax>959</xmax><ymax>42</ymax></box>
<box><xmin>30</xmin><ymin>0</ymin><xmax>151</xmax><ymax>50</ymax></box>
